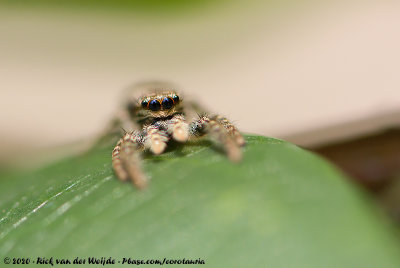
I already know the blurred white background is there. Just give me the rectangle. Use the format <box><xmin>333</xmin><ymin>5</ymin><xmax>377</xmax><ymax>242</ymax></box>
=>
<box><xmin>1</xmin><ymin>0</ymin><xmax>399</xmax><ymax>159</ymax></box>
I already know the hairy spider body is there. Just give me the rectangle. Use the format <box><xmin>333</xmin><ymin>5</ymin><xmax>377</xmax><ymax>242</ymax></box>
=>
<box><xmin>111</xmin><ymin>82</ymin><xmax>245</xmax><ymax>189</ymax></box>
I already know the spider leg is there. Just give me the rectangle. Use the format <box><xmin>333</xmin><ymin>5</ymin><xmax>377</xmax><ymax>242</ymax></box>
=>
<box><xmin>214</xmin><ymin>115</ymin><xmax>246</xmax><ymax>147</ymax></box>
<box><xmin>166</xmin><ymin>114</ymin><xmax>189</xmax><ymax>142</ymax></box>
<box><xmin>143</xmin><ymin>125</ymin><xmax>170</xmax><ymax>155</ymax></box>
<box><xmin>184</xmin><ymin>100</ymin><xmax>244</xmax><ymax>146</ymax></box>
<box><xmin>190</xmin><ymin>115</ymin><xmax>242</xmax><ymax>162</ymax></box>
<box><xmin>112</xmin><ymin>132</ymin><xmax>147</xmax><ymax>189</ymax></box>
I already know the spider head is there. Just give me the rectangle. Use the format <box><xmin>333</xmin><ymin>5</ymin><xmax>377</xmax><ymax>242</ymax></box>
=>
<box><xmin>124</xmin><ymin>81</ymin><xmax>183</xmax><ymax>121</ymax></box>
<box><xmin>135</xmin><ymin>91</ymin><xmax>182</xmax><ymax>119</ymax></box>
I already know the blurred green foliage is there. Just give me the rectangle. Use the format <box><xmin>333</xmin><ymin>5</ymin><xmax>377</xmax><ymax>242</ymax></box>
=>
<box><xmin>0</xmin><ymin>0</ymin><xmax>228</xmax><ymax>14</ymax></box>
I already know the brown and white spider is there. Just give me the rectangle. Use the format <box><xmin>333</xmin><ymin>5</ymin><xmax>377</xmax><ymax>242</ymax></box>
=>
<box><xmin>110</xmin><ymin>82</ymin><xmax>245</xmax><ymax>189</ymax></box>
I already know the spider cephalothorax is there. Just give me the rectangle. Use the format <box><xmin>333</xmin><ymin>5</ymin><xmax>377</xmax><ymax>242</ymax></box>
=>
<box><xmin>132</xmin><ymin>91</ymin><xmax>184</xmax><ymax>122</ymax></box>
<box><xmin>111</xmin><ymin>82</ymin><xmax>245</xmax><ymax>189</ymax></box>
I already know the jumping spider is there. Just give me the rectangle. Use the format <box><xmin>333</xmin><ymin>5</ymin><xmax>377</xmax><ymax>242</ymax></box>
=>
<box><xmin>111</xmin><ymin>82</ymin><xmax>245</xmax><ymax>189</ymax></box>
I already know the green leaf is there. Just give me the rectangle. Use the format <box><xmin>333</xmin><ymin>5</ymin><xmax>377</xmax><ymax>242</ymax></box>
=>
<box><xmin>0</xmin><ymin>135</ymin><xmax>399</xmax><ymax>267</ymax></box>
<box><xmin>0</xmin><ymin>0</ymin><xmax>227</xmax><ymax>15</ymax></box>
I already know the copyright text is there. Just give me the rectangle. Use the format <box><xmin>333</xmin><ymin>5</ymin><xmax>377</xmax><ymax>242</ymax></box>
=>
<box><xmin>3</xmin><ymin>257</ymin><xmax>205</xmax><ymax>266</ymax></box>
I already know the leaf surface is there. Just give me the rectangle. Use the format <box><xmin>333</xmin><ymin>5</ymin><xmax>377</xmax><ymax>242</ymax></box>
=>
<box><xmin>0</xmin><ymin>136</ymin><xmax>399</xmax><ymax>267</ymax></box>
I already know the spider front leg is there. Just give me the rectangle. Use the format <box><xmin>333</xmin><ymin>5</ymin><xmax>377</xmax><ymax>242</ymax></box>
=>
<box><xmin>185</xmin><ymin>100</ymin><xmax>245</xmax><ymax>146</ymax></box>
<box><xmin>166</xmin><ymin>114</ymin><xmax>189</xmax><ymax>142</ymax></box>
<box><xmin>143</xmin><ymin>125</ymin><xmax>170</xmax><ymax>155</ymax></box>
<box><xmin>213</xmin><ymin>115</ymin><xmax>246</xmax><ymax>147</ymax></box>
<box><xmin>151</xmin><ymin>114</ymin><xmax>189</xmax><ymax>144</ymax></box>
<box><xmin>190</xmin><ymin>115</ymin><xmax>243</xmax><ymax>162</ymax></box>
<box><xmin>112</xmin><ymin>131</ymin><xmax>147</xmax><ymax>189</ymax></box>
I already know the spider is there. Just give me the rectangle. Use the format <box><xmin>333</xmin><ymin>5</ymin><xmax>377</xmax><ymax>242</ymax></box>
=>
<box><xmin>110</xmin><ymin>82</ymin><xmax>245</xmax><ymax>189</ymax></box>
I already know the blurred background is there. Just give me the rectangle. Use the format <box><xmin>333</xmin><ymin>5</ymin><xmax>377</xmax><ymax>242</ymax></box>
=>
<box><xmin>1</xmin><ymin>1</ymin><xmax>399</xmax><ymax>220</ymax></box>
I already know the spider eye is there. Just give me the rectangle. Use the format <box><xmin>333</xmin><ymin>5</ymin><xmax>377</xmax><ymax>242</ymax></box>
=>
<box><xmin>162</xmin><ymin>97</ymin><xmax>174</xmax><ymax>110</ymax></box>
<box><xmin>149</xmin><ymin>99</ymin><xmax>161</xmax><ymax>111</ymax></box>
<box><xmin>172</xmin><ymin>95</ymin><xmax>180</xmax><ymax>103</ymax></box>
<box><xmin>141</xmin><ymin>100</ymin><xmax>148</xmax><ymax>108</ymax></box>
